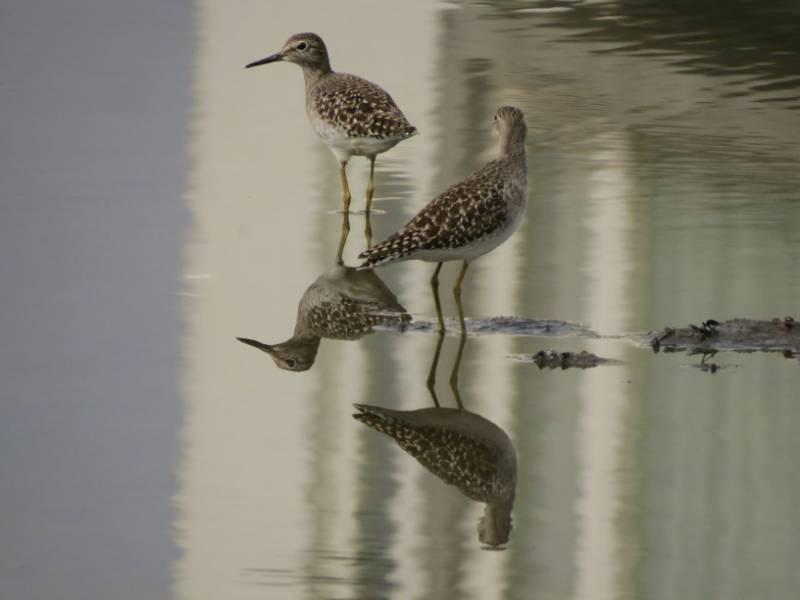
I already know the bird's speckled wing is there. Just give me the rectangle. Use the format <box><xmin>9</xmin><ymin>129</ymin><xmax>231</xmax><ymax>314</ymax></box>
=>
<box><xmin>309</xmin><ymin>73</ymin><xmax>417</xmax><ymax>139</ymax></box>
<box><xmin>359</xmin><ymin>160</ymin><xmax>511</xmax><ymax>266</ymax></box>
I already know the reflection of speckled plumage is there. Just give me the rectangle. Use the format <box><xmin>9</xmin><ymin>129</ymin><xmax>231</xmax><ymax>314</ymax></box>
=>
<box><xmin>237</xmin><ymin>265</ymin><xmax>409</xmax><ymax>372</ymax></box>
<box><xmin>353</xmin><ymin>405</ymin><xmax>516</xmax><ymax>505</ymax></box>
<box><xmin>354</xmin><ymin>404</ymin><xmax>516</xmax><ymax>546</ymax></box>
<box><xmin>359</xmin><ymin>106</ymin><xmax>527</xmax><ymax>267</ymax></box>
<box><xmin>297</xmin><ymin>266</ymin><xmax>410</xmax><ymax>339</ymax></box>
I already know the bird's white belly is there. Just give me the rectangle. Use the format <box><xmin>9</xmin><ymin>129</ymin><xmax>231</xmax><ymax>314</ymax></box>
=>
<box><xmin>411</xmin><ymin>202</ymin><xmax>526</xmax><ymax>264</ymax></box>
<box><xmin>308</xmin><ymin>113</ymin><xmax>402</xmax><ymax>161</ymax></box>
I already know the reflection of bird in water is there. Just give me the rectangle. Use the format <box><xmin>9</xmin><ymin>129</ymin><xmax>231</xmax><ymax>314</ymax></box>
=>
<box><xmin>238</xmin><ymin>264</ymin><xmax>409</xmax><ymax>371</ymax></box>
<box><xmin>354</xmin><ymin>404</ymin><xmax>516</xmax><ymax>547</ymax></box>
<box><xmin>245</xmin><ymin>32</ymin><xmax>417</xmax><ymax>214</ymax></box>
<box><xmin>358</xmin><ymin>106</ymin><xmax>528</xmax><ymax>333</ymax></box>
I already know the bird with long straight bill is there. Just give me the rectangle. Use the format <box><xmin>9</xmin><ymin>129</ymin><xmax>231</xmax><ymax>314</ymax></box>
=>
<box><xmin>246</xmin><ymin>32</ymin><xmax>417</xmax><ymax>215</ymax></box>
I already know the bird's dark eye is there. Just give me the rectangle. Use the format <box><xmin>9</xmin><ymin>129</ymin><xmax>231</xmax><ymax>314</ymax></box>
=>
<box><xmin>285</xmin><ymin>359</ymin><xmax>297</xmax><ymax>368</ymax></box>
<box><xmin>296</xmin><ymin>42</ymin><xmax>308</xmax><ymax>51</ymax></box>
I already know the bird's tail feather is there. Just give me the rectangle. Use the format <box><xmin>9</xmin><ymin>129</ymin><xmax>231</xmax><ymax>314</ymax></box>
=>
<box><xmin>357</xmin><ymin>230</ymin><xmax>420</xmax><ymax>270</ymax></box>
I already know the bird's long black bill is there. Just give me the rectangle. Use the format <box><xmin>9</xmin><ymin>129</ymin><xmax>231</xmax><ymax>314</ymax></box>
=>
<box><xmin>236</xmin><ymin>337</ymin><xmax>273</xmax><ymax>353</ymax></box>
<box><xmin>245</xmin><ymin>53</ymin><xmax>283</xmax><ymax>68</ymax></box>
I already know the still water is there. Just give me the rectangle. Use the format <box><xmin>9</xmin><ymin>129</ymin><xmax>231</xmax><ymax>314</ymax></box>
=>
<box><xmin>2</xmin><ymin>1</ymin><xmax>800</xmax><ymax>599</ymax></box>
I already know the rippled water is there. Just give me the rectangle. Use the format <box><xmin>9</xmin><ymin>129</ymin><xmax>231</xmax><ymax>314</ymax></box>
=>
<box><xmin>2</xmin><ymin>1</ymin><xmax>800</xmax><ymax>599</ymax></box>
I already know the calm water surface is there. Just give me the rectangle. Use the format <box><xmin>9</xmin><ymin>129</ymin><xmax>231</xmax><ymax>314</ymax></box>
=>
<box><xmin>3</xmin><ymin>1</ymin><xmax>800</xmax><ymax>599</ymax></box>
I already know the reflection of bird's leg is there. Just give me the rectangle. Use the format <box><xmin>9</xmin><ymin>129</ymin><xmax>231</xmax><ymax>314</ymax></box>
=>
<box><xmin>336</xmin><ymin>210</ymin><xmax>350</xmax><ymax>265</ymax></box>
<box><xmin>449</xmin><ymin>328</ymin><xmax>466</xmax><ymax>410</ymax></box>
<box><xmin>365</xmin><ymin>203</ymin><xmax>373</xmax><ymax>249</ymax></box>
<box><xmin>699</xmin><ymin>350</ymin><xmax>717</xmax><ymax>364</ymax></box>
<box><xmin>430</xmin><ymin>262</ymin><xmax>444</xmax><ymax>333</ymax></box>
<box><xmin>453</xmin><ymin>261</ymin><xmax>470</xmax><ymax>334</ymax></box>
<box><xmin>426</xmin><ymin>329</ymin><xmax>445</xmax><ymax>407</ymax></box>
<box><xmin>339</xmin><ymin>161</ymin><xmax>352</xmax><ymax>213</ymax></box>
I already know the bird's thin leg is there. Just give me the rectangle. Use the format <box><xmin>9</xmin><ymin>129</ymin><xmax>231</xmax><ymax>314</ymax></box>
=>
<box><xmin>366</xmin><ymin>156</ymin><xmax>376</xmax><ymax>213</ymax></box>
<box><xmin>339</xmin><ymin>161</ymin><xmax>352</xmax><ymax>213</ymax></box>
<box><xmin>430</xmin><ymin>262</ymin><xmax>444</xmax><ymax>333</ymax></box>
<box><xmin>364</xmin><ymin>156</ymin><xmax>376</xmax><ymax>247</ymax></box>
<box><xmin>449</xmin><ymin>328</ymin><xmax>467</xmax><ymax>410</ymax></box>
<box><xmin>426</xmin><ymin>328</ymin><xmax>445</xmax><ymax>407</ymax></box>
<box><xmin>453</xmin><ymin>261</ymin><xmax>470</xmax><ymax>334</ymax></box>
<box><xmin>335</xmin><ymin>210</ymin><xmax>350</xmax><ymax>265</ymax></box>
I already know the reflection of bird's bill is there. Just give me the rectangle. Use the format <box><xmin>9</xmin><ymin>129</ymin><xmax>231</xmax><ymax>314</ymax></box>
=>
<box><xmin>245</xmin><ymin>53</ymin><xmax>283</xmax><ymax>69</ymax></box>
<box><xmin>236</xmin><ymin>337</ymin><xmax>273</xmax><ymax>353</ymax></box>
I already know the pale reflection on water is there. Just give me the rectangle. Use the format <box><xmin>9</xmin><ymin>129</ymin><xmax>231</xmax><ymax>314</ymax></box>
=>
<box><xmin>179</xmin><ymin>1</ymin><xmax>800</xmax><ymax>599</ymax></box>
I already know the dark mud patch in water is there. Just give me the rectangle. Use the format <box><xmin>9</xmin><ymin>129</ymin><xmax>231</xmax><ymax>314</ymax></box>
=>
<box><xmin>384</xmin><ymin>316</ymin><xmax>598</xmax><ymax>338</ymax></box>
<box><xmin>641</xmin><ymin>317</ymin><xmax>800</xmax><ymax>354</ymax></box>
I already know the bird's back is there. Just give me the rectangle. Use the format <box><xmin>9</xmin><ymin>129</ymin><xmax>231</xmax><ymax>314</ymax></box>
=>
<box><xmin>359</xmin><ymin>153</ymin><xmax>527</xmax><ymax>267</ymax></box>
<box><xmin>307</xmin><ymin>72</ymin><xmax>417</xmax><ymax>141</ymax></box>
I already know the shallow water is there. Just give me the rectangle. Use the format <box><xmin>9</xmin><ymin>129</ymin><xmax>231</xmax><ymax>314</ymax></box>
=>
<box><xmin>2</xmin><ymin>1</ymin><xmax>800</xmax><ymax>599</ymax></box>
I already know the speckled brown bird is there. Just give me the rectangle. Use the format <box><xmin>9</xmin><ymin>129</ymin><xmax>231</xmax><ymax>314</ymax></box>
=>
<box><xmin>358</xmin><ymin>106</ymin><xmax>528</xmax><ymax>332</ymax></box>
<box><xmin>246</xmin><ymin>32</ymin><xmax>417</xmax><ymax>213</ymax></box>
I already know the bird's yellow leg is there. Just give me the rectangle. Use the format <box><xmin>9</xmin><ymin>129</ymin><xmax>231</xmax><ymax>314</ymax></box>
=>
<box><xmin>364</xmin><ymin>157</ymin><xmax>376</xmax><ymax>246</ymax></box>
<box><xmin>430</xmin><ymin>262</ymin><xmax>444</xmax><ymax>334</ymax></box>
<box><xmin>365</xmin><ymin>156</ymin><xmax>376</xmax><ymax>213</ymax></box>
<box><xmin>453</xmin><ymin>261</ymin><xmax>470</xmax><ymax>334</ymax></box>
<box><xmin>339</xmin><ymin>161</ymin><xmax>351</xmax><ymax>213</ymax></box>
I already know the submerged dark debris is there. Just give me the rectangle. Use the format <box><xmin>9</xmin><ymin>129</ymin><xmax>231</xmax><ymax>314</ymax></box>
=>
<box><xmin>512</xmin><ymin>350</ymin><xmax>621</xmax><ymax>370</ymax></box>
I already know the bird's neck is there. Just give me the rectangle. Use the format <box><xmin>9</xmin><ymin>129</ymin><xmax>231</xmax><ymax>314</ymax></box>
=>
<box><xmin>282</xmin><ymin>333</ymin><xmax>322</xmax><ymax>360</ymax></box>
<box><xmin>293</xmin><ymin>313</ymin><xmax>321</xmax><ymax>339</ymax></box>
<box><xmin>499</xmin><ymin>133</ymin><xmax>527</xmax><ymax>160</ymax></box>
<box><xmin>302</xmin><ymin>63</ymin><xmax>332</xmax><ymax>91</ymax></box>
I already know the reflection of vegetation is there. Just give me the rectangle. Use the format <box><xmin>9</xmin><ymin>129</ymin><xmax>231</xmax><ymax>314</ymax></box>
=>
<box><xmin>496</xmin><ymin>0</ymin><xmax>800</xmax><ymax>92</ymax></box>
